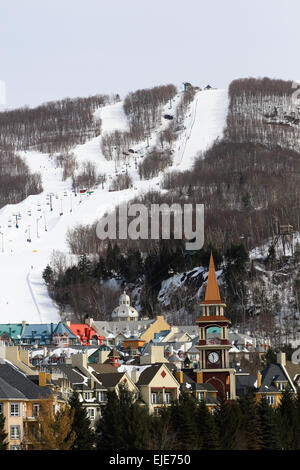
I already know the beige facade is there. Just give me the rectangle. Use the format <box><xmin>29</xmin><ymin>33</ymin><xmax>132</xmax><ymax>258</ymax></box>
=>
<box><xmin>0</xmin><ymin>395</ymin><xmax>63</xmax><ymax>450</ymax></box>
<box><xmin>140</xmin><ymin>316</ymin><xmax>171</xmax><ymax>343</ymax></box>
<box><xmin>138</xmin><ymin>364</ymin><xmax>180</xmax><ymax>414</ymax></box>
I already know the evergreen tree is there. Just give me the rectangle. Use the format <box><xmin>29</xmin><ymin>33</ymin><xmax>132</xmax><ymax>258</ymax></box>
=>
<box><xmin>293</xmin><ymin>386</ymin><xmax>300</xmax><ymax>450</ymax></box>
<box><xmin>92</xmin><ymin>256</ymin><xmax>110</xmax><ymax>280</ymax></box>
<box><xmin>196</xmin><ymin>400</ymin><xmax>219</xmax><ymax>450</ymax></box>
<box><xmin>0</xmin><ymin>414</ymin><xmax>8</xmax><ymax>450</ymax></box>
<box><xmin>237</xmin><ymin>390</ymin><xmax>262</xmax><ymax>450</ymax></box>
<box><xmin>119</xmin><ymin>249</ymin><xmax>144</xmax><ymax>283</ymax></box>
<box><xmin>169</xmin><ymin>392</ymin><xmax>198</xmax><ymax>450</ymax></box>
<box><xmin>148</xmin><ymin>407</ymin><xmax>178</xmax><ymax>450</ymax></box>
<box><xmin>78</xmin><ymin>253</ymin><xmax>92</xmax><ymax>277</ymax></box>
<box><xmin>42</xmin><ymin>264</ymin><xmax>54</xmax><ymax>285</ymax></box>
<box><xmin>96</xmin><ymin>385</ymin><xmax>151</xmax><ymax>450</ymax></box>
<box><xmin>68</xmin><ymin>391</ymin><xmax>95</xmax><ymax>450</ymax></box>
<box><xmin>257</xmin><ymin>397</ymin><xmax>281</xmax><ymax>450</ymax></box>
<box><xmin>215</xmin><ymin>392</ymin><xmax>241</xmax><ymax>450</ymax></box>
<box><xmin>276</xmin><ymin>387</ymin><xmax>297</xmax><ymax>449</ymax></box>
<box><xmin>105</xmin><ymin>242</ymin><xmax>122</xmax><ymax>275</ymax></box>
<box><xmin>264</xmin><ymin>348</ymin><xmax>277</xmax><ymax>367</ymax></box>
<box><xmin>95</xmin><ymin>390</ymin><xmax>124</xmax><ymax>450</ymax></box>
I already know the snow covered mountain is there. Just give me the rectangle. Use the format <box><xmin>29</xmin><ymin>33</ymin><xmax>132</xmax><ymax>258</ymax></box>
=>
<box><xmin>0</xmin><ymin>87</ymin><xmax>229</xmax><ymax>323</ymax></box>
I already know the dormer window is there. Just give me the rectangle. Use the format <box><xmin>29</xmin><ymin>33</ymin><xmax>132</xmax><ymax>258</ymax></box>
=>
<box><xmin>277</xmin><ymin>382</ymin><xmax>286</xmax><ymax>391</ymax></box>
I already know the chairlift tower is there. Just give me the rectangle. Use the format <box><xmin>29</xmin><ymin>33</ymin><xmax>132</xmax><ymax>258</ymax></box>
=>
<box><xmin>271</xmin><ymin>223</ymin><xmax>294</xmax><ymax>256</ymax></box>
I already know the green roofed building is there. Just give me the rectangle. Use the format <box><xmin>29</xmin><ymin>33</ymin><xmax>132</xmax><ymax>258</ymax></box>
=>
<box><xmin>0</xmin><ymin>322</ymin><xmax>27</xmax><ymax>346</ymax></box>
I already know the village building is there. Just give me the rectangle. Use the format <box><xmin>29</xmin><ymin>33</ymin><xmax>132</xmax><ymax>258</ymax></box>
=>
<box><xmin>90</xmin><ymin>291</ymin><xmax>171</xmax><ymax>345</ymax></box>
<box><xmin>194</xmin><ymin>253</ymin><xmax>236</xmax><ymax>400</ymax></box>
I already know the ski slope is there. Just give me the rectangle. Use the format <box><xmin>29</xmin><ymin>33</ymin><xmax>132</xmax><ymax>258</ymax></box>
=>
<box><xmin>174</xmin><ymin>89</ymin><xmax>229</xmax><ymax>169</ymax></box>
<box><xmin>0</xmin><ymin>89</ymin><xmax>228</xmax><ymax>323</ymax></box>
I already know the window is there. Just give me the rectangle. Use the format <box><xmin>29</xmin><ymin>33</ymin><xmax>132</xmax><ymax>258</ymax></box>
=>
<box><xmin>10</xmin><ymin>426</ymin><xmax>20</xmax><ymax>440</ymax></box>
<box><xmin>99</xmin><ymin>391</ymin><xmax>107</xmax><ymax>402</ymax></box>
<box><xmin>87</xmin><ymin>408</ymin><xmax>95</xmax><ymax>420</ymax></box>
<box><xmin>22</xmin><ymin>338</ymin><xmax>31</xmax><ymax>345</ymax></box>
<box><xmin>197</xmin><ymin>392</ymin><xmax>205</xmax><ymax>402</ymax></box>
<box><xmin>0</xmin><ymin>403</ymin><xmax>3</xmax><ymax>414</ymax></box>
<box><xmin>165</xmin><ymin>392</ymin><xmax>171</xmax><ymax>404</ymax></box>
<box><xmin>266</xmin><ymin>395</ymin><xmax>276</xmax><ymax>406</ymax></box>
<box><xmin>10</xmin><ymin>445</ymin><xmax>21</xmax><ymax>450</ymax></box>
<box><xmin>151</xmin><ymin>393</ymin><xmax>158</xmax><ymax>404</ymax></box>
<box><xmin>85</xmin><ymin>392</ymin><xmax>92</xmax><ymax>400</ymax></box>
<box><xmin>278</xmin><ymin>382</ymin><xmax>286</xmax><ymax>391</ymax></box>
<box><xmin>10</xmin><ymin>403</ymin><xmax>20</xmax><ymax>417</ymax></box>
<box><xmin>33</xmin><ymin>404</ymin><xmax>39</xmax><ymax>417</ymax></box>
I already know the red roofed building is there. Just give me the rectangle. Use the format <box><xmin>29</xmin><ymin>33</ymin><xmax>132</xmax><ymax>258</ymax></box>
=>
<box><xmin>65</xmin><ymin>321</ymin><xmax>104</xmax><ymax>346</ymax></box>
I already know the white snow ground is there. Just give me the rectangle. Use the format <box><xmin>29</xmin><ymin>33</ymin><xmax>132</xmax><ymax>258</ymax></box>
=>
<box><xmin>0</xmin><ymin>89</ymin><xmax>229</xmax><ymax>323</ymax></box>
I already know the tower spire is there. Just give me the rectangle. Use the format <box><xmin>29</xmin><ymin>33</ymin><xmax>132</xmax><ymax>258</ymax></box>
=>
<box><xmin>203</xmin><ymin>252</ymin><xmax>221</xmax><ymax>303</ymax></box>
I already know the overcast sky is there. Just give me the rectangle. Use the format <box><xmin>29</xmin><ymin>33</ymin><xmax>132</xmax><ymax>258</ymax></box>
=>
<box><xmin>0</xmin><ymin>0</ymin><xmax>300</xmax><ymax>109</ymax></box>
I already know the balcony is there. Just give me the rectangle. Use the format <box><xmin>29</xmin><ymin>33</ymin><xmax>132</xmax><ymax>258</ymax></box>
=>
<box><xmin>151</xmin><ymin>388</ymin><xmax>176</xmax><ymax>405</ymax></box>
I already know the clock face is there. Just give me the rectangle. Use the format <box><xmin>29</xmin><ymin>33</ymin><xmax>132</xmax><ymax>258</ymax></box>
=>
<box><xmin>208</xmin><ymin>351</ymin><xmax>220</xmax><ymax>364</ymax></box>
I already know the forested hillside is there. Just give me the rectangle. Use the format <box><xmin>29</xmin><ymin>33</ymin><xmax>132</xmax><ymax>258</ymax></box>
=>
<box><xmin>46</xmin><ymin>77</ymin><xmax>300</xmax><ymax>347</ymax></box>
<box><xmin>0</xmin><ymin>94</ymin><xmax>109</xmax><ymax>152</ymax></box>
<box><xmin>0</xmin><ymin>146</ymin><xmax>42</xmax><ymax>208</ymax></box>
<box><xmin>0</xmin><ymin>94</ymin><xmax>111</xmax><ymax>209</ymax></box>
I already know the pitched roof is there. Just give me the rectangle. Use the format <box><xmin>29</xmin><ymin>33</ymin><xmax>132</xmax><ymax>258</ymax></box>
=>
<box><xmin>136</xmin><ymin>363</ymin><xmax>176</xmax><ymax>386</ymax></box>
<box><xmin>0</xmin><ymin>362</ymin><xmax>52</xmax><ymax>399</ymax></box>
<box><xmin>284</xmin><ymin>361</ymin><xmax>300</xmax><ymax>385</ymax></box>
<box><xmin>0</xmin><ymin>323</ymin><xmax>25</xmax><ymax>340</ymax></box>
<box><xmin>258</xmin><ymin>363</ymin><xmax>291</xmax><ymax>393</ymax></box>
<box><xmin>66</xmin><ymin>324</ymin><xmax>104</xmax><ymax>344</ymax></box>
<box><xmin>180</xmin><ymin>371</ymin><xmax>217</xmax><ymax>392</ymax></box>
<box><xmin>94</xmin><ymin>372</ymin><xmax>126</xmax><ymax>388</ymax></box>
<box><xmin>0</xmin><ymin>376</ymin><xmax>27</xmax><ymax>399</ymax></box>
<box><xmin>236</xmin><ymin>374</ymin><xmax>257</xmax><ymax>396</ymax></box>
<box><xmin>89</xmin><ymin>363</ymin><xmax>118</xmax><ymax>374</ymax></box>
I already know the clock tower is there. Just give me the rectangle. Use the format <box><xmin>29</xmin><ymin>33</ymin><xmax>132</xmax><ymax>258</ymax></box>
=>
<box><xmin>195</xmin><ymin>253</ymin><xmax>236</xmax><ymax>400</ymax></box>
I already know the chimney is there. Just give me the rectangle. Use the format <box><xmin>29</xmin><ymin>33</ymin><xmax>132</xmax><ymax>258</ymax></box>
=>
<box><xmin>99</xmin><ymin>350</ymin><xmax>110</xmax><ymax>364</ymax></box>
<box><xmin>20</xmin><ymin>348</ymin><xmax>31</xmax><ymax>366</ymax></box>
<box><xmin>39</xmin><ymin>371</ymin><xmax>47</xmax><ymax>387</ymax></box>
<box><xmin>131</xmin><ymin>367</ymin><xmax>140</xmax><ymax>383</ymax></box>
<box><xmin>277</xmin><ymin>352</ymin><xmax>286</xmax><ymax>367</ymax></box>
<box><xmin>71</xmin><ymin>352</ymin><xmax>88</xmax><ymax>372</ymax></box>
<box><xmin>5</xmin><ymin>346</ymin><xmax>19</xmax><ymax>363</ymax></box>
<box><xmin>108</xmin><ymin>349</ymin><xmax>120</xmax><ymax>368</ymax></box>
<box><xmin>174</xmin><ymin>370</ymin><xmax>183</xmax><ymax>384</ymax></box>
<box><xmin>85</xmin><ymin>317</ymin><xmax>94</xmax><ymax>328</ymax></box>
<box><xmin>257</xmin><ymin>371</ymin><xmax>261</xmax><ymax>389</ymax></box>
<box><xmin>65</xmin><ymin>320</ymin><xmax>71</xmax><ymax>327</ymax></box>
<box><xmin>196</xmin><ymin>371</ymin><xmax>203</xmax><ymax>384</ymax></box>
